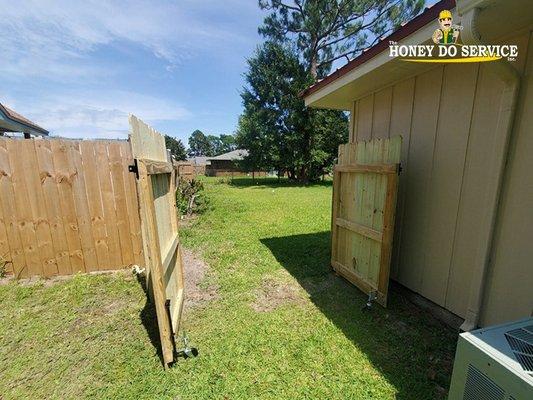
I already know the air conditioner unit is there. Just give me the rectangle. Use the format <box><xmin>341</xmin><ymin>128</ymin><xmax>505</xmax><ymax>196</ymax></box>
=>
<box><xmin>448</xmin><ymin>317</ymin><xmax>533</xmax><ymax>399</ymax></box>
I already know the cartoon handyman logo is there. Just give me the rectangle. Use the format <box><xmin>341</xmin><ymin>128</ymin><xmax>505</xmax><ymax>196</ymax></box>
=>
<box><xmin>388</xmin><ymin>9</ymin><xmax>518</xmax><ymax>63</ymax></box>
<box><xmin>432</xmin><ymin>9</ymin><xmax>460</xmax><ymax>45</ymax></box>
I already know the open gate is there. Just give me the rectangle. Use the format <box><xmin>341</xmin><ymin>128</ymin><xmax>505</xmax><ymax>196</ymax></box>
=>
<box><xmin>129</xmin><ymin>115</ymin><xmax>184</xmax><ymax>367</ymax></box>
<box><xmin>331</xmin><ymin>136</ymin><xmax>401</xmax><ymax>306</ymax></box>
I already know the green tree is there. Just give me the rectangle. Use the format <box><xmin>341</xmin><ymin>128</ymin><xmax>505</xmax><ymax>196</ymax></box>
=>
<box><xmin>164</xmin><ymin>135</ymin><xmax>187</xmax><ymax>161</ymax></box>
<box><xmin>207</xmin><ymin>134</ymin><xmax>237</xmax><ymax>156</ymax></box>
<box><xmin>219</xmin><ymin>134</ymin><xmax>237</xmax><ymax>153</ymax></box>
<box><xmin>259</xmin><ymin>0</ymin><xmax>424</xmax><ymax>79</ymax></box>
<box><xmin>207</xmin><ymin>135</ymin><xmax>223</xmax><ymax>156</ymax></box>
<box><xmin>235</xmin><ymin>113</ymin><xmax>272</xmax><ymax>176</ymax></box>
<box><xmin>188</xmin><ymin>130</ymin><xmax>214</xmax><ymax>157</ymax></box>
<box><xmin>237</xmin><ymin>42</ymin><xmax>347</xmax><ymax>182</ymax></box>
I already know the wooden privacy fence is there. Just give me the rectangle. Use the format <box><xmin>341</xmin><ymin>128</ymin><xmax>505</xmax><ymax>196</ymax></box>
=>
<box><xmin>175</xmin><ymin>161</ymin><xmax>195</xmax><ymax>181</ymax></box>
<box><xmin>0</xmin><ymin>138</ymin><xmax>143</xmax><ymax>278</ymax></box>
<box><xmin>331</xmin><ymin>136</ymin><xmax>401</xmax><ymax>306</ymax></box>
<box><xmin>130</xmin><ymin>115</ymin><xmax>184</xmax><ymax>367</ymax></box>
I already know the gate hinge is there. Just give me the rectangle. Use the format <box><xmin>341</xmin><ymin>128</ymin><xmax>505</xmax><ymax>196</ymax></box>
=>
<box><xmin>128</xmin><ymin>159</ymin><xmax>139</xmax><ymax>179</ymax></box>
<box><xmin>397</xmin><ymin>163</ymin><xmax>403</xmax><ymax>175</ymax></box>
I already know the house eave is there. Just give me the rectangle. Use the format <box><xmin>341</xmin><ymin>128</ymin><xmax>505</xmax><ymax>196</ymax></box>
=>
<box><xmin>0</xmin><ymin>105</ymin><xmax>49</xmax><ymax>136</ymax></box>
<box><xmin>304</xmin><ymin>21</ymin><xmax>439</xmax><ymax>110</ymax></box>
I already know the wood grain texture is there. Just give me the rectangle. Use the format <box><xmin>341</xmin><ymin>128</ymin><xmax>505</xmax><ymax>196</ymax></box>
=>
<box><xmin>0</xmin><ymin>140</ymin><xmax>25</xmax><ymax>276</ymax></box>
<box><xmin>0</xmin><ymin>138</ymin><xmax>142</xmax><ymax>278</ymax></box>
<box><xmin>331</xmin><ymin>136</ymin><xmax>401</xmax><ymax>306</ymax></box>
<box><xmin>129</xmin><ymin>114</ymin><xmax>184</xmax><ymax>367</ymax></box>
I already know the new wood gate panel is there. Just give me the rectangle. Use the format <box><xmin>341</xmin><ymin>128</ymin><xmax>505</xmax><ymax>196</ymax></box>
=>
<box><xmin>331</xmin><ymin>136</ymin><xmax>401</xmax><ymax>306</ymax></box>
<box><xmin>129</xmin><ymin>115</ymin><xmax>184</xmax><ymax>367</ymax></box>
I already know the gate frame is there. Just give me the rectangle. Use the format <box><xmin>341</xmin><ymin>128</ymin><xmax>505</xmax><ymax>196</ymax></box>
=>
<box><xmin>330</xmin><ymin>137</ymin><xmax>401</xmax><ymax>306</ymax></box>
<box><xmin>129</xmin><ymin>115</ymin><xmax>184</xmax><ymax>368</ymax></box>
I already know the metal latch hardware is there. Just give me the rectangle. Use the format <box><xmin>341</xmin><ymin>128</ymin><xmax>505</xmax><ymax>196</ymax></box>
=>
<box><xmin>128</xmin><ymin>159</ymin><xmax>139</xmax><ymax>179</ymax></box>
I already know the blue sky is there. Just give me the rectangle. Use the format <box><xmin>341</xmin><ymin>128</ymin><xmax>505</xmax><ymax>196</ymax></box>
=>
<box><xmin>0</xmin><ymin>0</ymin><xmax>265</xmax><ymax>144</ymax></box>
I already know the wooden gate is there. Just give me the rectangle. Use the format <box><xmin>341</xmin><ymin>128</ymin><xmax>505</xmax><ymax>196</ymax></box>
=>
<box><xmin>331</xmin><ymin>136</ymin><xmax>401</xmax><ymax>306</ymax></box>
<box><xmin>129</xmin><ymin>115</ymin><xmax>184</xmax><ymax>367</ymax></box>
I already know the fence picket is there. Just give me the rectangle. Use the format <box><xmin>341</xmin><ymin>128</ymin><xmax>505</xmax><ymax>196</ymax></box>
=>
<box><xmin>331</xmin><ymin>136</ymin><xmax>401</xmax><ymax>306</ymax></box>
<box><xmin>0</xmin><ymin>138</ymin><xmax>143</xmax><ymax>278</ymax></box>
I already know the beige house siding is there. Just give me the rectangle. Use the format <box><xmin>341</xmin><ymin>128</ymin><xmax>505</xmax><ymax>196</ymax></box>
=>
<box><xmin>481</xmin><ymin>32</ymin><xmax>533</xmax><ymax>326</ymax></box>
<box><xmin>348</xmin><ymin>31</ymin><xmax>532</xmax><ymax>322</ymax></box>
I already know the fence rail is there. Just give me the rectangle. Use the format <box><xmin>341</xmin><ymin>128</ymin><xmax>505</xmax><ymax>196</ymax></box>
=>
<box><xmin>0</xmin><ymin>138</ymin><xmax>143</xmax><ymax>278</ymax></box>
<box><xmin>331</xmin><ymin>136</ymin><xmax>401</xmax><ymax>306</ymax></box>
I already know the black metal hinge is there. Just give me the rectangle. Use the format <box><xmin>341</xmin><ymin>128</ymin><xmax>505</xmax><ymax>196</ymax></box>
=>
<box><xmin>128</xmin><ymin>159</ymin><xmax>139</xmax><ymax>179</ymax></box>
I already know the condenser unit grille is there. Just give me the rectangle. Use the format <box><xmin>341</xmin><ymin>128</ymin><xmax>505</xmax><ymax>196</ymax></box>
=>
<box><xmin>463</xmin><ymin>365</ymin><xmax>505</xmax><ymax>400</ymax></box>
<box><xmin>505</xmin><ymin>325</ymin><xmax>533</xmax><ymax>374</ymax></box>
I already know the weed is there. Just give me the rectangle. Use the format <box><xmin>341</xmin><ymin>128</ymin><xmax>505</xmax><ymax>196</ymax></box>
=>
<box><xmin>176</xmin><ymin>178</ymin><xmax>209</xmax><ymax>216</ymax></box>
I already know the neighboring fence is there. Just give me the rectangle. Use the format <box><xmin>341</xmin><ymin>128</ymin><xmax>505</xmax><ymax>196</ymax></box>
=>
<box><xmin>331</xmin><ymin>136</ymin><xmax>401</xmax><ymax>306</ymax></box>
<box><xmin>192</xmin><ymin>164</ymin><xmax>206</xmax><ymax>176</ymax></box>
<box><xmin>175</xmin><ymin>161</ymin><xmax>195</xmax><ymax>181</ymax></box>
<box><xmin>0</xmin><ymin>138</ymin><xmax>143</xmax><ymax>278</ymax></box>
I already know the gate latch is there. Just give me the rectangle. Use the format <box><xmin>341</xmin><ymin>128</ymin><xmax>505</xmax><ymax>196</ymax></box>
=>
<box><xmin>128</xmin><ymin>159</ymin><xmax>139</xmax><ymax>179</ymax></box>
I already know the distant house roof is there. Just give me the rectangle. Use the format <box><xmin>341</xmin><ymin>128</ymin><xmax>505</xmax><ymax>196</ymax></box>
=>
<box><xmin>187</xmin><ymin>156</ymin><xmax>211</xmax><ymax>166</ymax></box>
<box><xmin>0</xmin><ymin>103</ymin><xmax>49</xmax><ymax>136</ymax></box>
<box><xmin>208</xmin><ymin>149</ymin><xmax>248</xmax><ymax>161</ymax></box>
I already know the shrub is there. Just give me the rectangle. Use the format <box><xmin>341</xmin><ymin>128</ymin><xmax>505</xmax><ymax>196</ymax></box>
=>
<box><xmin>176</xmin><ymin>178</ymin><xmax>208</xmax><ymax>216</ymax></box>
<box><xmin>0</xmin><ymin>255</ymin><xmax>10</xmax><ymax>278</ymax></box>
<box><xmin>214</xmin><ymin>177</ymin><xmax>232</xmax><ymax>185</ymax></box>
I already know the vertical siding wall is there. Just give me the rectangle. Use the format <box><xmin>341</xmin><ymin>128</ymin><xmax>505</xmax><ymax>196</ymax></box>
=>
<box><xmin>480</xmin><ymin>32</ymin><xmax>533</xmax><ymax>326</ymax></box>
<box><xmin>0</xmin><ymin>138</ymin><xmax>143</xmax><ymax>278</ymax></box>
<box><xmin>349</xmin><ymin>32</ymin><xmax>531</xmax><ymax>320</ymax></box>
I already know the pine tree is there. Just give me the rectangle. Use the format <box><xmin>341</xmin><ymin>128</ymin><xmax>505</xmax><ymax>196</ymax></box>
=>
<box><xmin>259</xmin><ymin>0</ymin><xmax>424</xmax><ymax>79</ymax></box>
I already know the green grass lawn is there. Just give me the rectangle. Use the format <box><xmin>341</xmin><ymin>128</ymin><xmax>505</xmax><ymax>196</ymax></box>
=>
<box><xmin>0</xmin><ymin>177</ymin><xmax>457</xmax><ymax>399</ymax></box>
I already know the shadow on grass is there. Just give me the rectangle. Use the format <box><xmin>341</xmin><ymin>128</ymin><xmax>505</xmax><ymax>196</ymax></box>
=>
<box><xmin>260</xmin><ymin>231</ymin><xmax>456</xmax><ymax>399</ymax></box>
<box><xmin>226</xmin><ymin>177</ymin><xmax>332</xmax><ymax>189</ymax></box>
<box><xmin>135</xmin><ymin>274</ymin><xmax>165</xmax><ymax>365</ymax></box>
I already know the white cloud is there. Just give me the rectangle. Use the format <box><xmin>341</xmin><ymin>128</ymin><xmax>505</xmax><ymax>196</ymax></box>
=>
<box><xmin>0</xmin><ymin>0</ymin><xmax>263</xmax><ymax>138</ymax></box>
<box><xmin>0</xmin><ymin>0</ymin><xmax>255</xmax><ymax>78</ymax></box>
<box><xmin>7</xmin><ymin>90</ymin><xmax>190</xmax><ymax>139</ymax></box>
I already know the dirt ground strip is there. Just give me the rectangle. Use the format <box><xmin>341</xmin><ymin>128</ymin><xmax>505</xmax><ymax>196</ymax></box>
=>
<box><xmin>251</xmin><ymin>269</ymin><xmax>343</xmax><ymax>313</ymax></box>
<box><xmin>182</xmin><ymin>249</ymin><xmax>219</xmax><ymax>311</ymax></box>
<box><xmin>0</xmin><ymin>269</ymin><xmax>131</xmax><ymax>287</ymax></box>
<box><xmin>251</xmin><ymin>274</ymin><xmax>305</xmax><ymax>312</ymax></box>
<box><xmin>0</xmin><ymin>249</ymin><xmax>219</xmax><ymax>313</ymax></box>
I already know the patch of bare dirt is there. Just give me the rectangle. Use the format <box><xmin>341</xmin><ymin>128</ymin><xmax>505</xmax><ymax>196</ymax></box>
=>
<box><xmin>251</xmin><ymin>276</ymin><xmax>306</xmax><ymax>312</ymax></box>
<box><xmin>183</xmin><ymin>249</ymin><xmax>218</xmax><ymax>310</ymax></box>
<box><xmin>0</xmin><ymin>268</ymin><xmax>131</xmax><ymax>287</ymax></box>
<box><xmin>67</xmin><ymin>298</ymin><xmax>130</xmax><ymax>333</ymax></box>
<box><xmin>180</xmin><ymin>214</ymin><xmax>198</xmax><ymax>228</ymax></box>
<box><xmin>0</xmin><ymin>275</ymin><xmax>14</xmax><ymax>285</ymax></box>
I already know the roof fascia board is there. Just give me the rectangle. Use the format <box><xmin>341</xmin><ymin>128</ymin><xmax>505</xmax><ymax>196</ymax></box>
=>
<box><xmin>304</xmin><ymin>20</ymin><xmax>439</xmax><ymax>108</ymax></box>
<box><xmin>0</xmin><ymin>106</ymin><xmax>48</xmax><ymax>135</ymax></box>
<box><xmin>0</xmin><ymin>116</ymin><xmax>38</xmax><ymax>135</ymax></box>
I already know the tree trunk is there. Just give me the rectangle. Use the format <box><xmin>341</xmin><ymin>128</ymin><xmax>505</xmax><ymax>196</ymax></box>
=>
<box><xmin>299</xmin><ymin>166</ymin><xmax>309</xmax><ymax>185</ymax></box>
<box><xmin>310</xmin><ymin>54</ymin><xmax>318</xmax><ymax>80</ymax></box>
<box><xmin>309</xmin><ymin>35</ymin><xmax>319</xmax><ymax>80</ymax></box>
<box><xmin>288</xmin><ymin>169</ymin><xmax>296</xmax><ymax>180</ymax></box>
